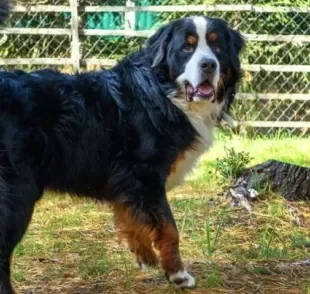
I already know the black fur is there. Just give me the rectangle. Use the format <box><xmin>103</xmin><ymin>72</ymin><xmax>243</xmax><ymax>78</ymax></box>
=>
<box><xmin>0</xmin><ymin>5</ymin><xmax>245</xmax><ymax>292</ymax></box>
<box><xmin>0</xmin><ymin>0</ymin><xmax>10</xmax><ymax>26</ymax></box>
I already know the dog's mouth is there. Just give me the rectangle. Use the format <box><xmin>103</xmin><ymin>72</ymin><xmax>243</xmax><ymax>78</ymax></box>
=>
<box><xmin>185</xmin><ymin>80</ymin><xmax>215</xmax><ymax>102</ymax></box>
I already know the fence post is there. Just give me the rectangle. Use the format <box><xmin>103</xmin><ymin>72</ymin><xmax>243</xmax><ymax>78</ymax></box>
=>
<box><xmin>70</xmin><ymin>0</ymin><xmax>80</xmax><ymax>72</ymax></box>
<box><xmin>125</xmin><ymin>0</ymin><xmax>136</xmax><ymax>31</ymax></box>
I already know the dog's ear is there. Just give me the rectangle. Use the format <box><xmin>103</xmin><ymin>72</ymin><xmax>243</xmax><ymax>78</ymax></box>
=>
<box><xmin>145</xmin><ymin>23</ymin><xmax>174</xmax><ymax>68</ymax></box>
<box><xmin>223</xmin><ymin>27</ymin><xmax>245</xmax><ymax>112</ymax></box>
<box><xmin>228</xmin><ymin>27</ymin><xmax>246</xmax><ymax>73</ymax></box>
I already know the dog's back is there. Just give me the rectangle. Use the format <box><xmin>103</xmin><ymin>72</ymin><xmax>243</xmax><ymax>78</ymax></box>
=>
<box><xmin>0</xmin><ymin>0</ymin><xmax>11</xmax><ymax>26</ymax></box>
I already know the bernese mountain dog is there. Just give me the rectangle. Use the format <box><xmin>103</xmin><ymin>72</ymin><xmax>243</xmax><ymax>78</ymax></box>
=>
<box><xmin>0</xmin><ymin>1</ymin><xmax>245</xmax><ymax>292</ymax></box>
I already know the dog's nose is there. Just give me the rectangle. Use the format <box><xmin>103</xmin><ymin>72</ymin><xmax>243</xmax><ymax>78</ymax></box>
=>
<box><xmin>199</xmin><ymin>58</ymin><xmax>217</xmax><ymax>74</ymax></box>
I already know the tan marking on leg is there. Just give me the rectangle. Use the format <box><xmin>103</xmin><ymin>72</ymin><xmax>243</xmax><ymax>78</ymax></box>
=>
<box><xmin>113</xmin><ymin>203</ymin><xmax>195</xmax><ymax>288</ymax></box>
<box><xmin>151</xmin><ymin>216</ymin><xmax>195</xmax><ymax>287</ymax></box>
<box><xmin>153</xmin><ymin>223</ymin><xmax>184</xmax><ymax>275</ymax></box>
<box><xmin>113</xmin><ymin>204</ymin><xmax>158</xmax><ymax>266</ymax></box>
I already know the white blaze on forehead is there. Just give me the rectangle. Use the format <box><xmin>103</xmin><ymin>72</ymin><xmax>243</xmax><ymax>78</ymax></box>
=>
<box><xmin>192</xmin><ymin>16</ymin><xmax>217</xmax><ymax>61</ymax></box>
<box><xmin>192</xmin><ymin>16</ymin><xmax>208</xmax><ymax>47</ymax></box>
<box><xmin>176</xmin><ymin>16</ymin><xmax>220</xmax><ymax>91</ymax></box>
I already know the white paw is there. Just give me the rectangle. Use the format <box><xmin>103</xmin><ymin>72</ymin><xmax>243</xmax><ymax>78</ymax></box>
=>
<box><xmin>169</xmin><ymin>270</ymin><xmax>196</xmax><ymax>288</ymax></box>
<box><xmin>137</xmin><ymin>262</ymin><xmax>147</xmax><ymax>271</ymax></box>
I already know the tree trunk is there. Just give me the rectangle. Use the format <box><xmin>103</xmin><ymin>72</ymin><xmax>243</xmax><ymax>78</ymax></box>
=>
<box><xmin>227</xmin><ymin>160</ymin><xmax>310</xmax><ymax>210</ymax></box>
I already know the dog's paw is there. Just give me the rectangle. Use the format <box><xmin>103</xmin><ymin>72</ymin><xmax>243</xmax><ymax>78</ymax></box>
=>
<box><xmin>136</xmin><ymin>261</ymin><xmax>147</xmax><ymax>271</ymax></box>
<box><xmin>135</xmin><ymin>255</ymin><xmax>158</xmax><ymax>271</ymax></box>
<box><xmin>169</xmin><ymin>270</ymin><xmax>195</xmax><ymax>288</ymax></box>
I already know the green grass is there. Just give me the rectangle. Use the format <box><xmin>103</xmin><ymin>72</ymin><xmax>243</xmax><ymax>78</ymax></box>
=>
<box><xmin>204</xmin><ymin>265</ymin><xmax>221</xmax><ymax>288</ymax></box>
<box><xmin>12</xmin><ymin>134</ymin><xmax>310</xmax><ymax>294</ymax></box>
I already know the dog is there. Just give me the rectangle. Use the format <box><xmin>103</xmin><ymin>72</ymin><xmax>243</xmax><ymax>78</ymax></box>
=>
<box><xmin>0</xmin><ymin>2</ymin><xmax>245</xmax><ymax>292</ymax></box>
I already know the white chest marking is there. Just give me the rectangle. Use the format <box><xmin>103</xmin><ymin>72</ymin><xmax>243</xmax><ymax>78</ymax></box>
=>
<box><xmin>166</xmin><ymin>100</ymin><xmax>223</xmax><ymax>191</ymax></box>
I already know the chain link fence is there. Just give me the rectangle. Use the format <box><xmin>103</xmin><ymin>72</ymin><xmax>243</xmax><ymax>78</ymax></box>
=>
<box><xmin>0</xmin><ymin>1</ymin><xmax>309</xmax><ymax>136</ymax></box>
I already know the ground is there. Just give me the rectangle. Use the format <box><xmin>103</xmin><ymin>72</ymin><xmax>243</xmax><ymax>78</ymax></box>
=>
<box><xmin>13</xmin><ymin>134</ymin><xmax>310</xmax><ymax>294</ymax></box>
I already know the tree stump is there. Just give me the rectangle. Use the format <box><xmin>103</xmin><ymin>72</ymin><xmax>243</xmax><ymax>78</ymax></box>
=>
<box><xmin>227</xmin><ymin>160</ymin><xmax>310</xmax><ymax>212</ymax></box>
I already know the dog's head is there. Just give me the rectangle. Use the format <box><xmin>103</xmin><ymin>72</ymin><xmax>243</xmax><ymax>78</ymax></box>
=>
<box><xmin>145</xmin><ymin>16</ymin><xmax>245</xmax><ymax>114</ymax></box>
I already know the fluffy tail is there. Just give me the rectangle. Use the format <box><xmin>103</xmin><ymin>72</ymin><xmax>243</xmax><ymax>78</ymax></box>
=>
<box><xmin>0</xmin><ymin>0</ymin><xmax>11</xmax><ymax>26</ymax></box>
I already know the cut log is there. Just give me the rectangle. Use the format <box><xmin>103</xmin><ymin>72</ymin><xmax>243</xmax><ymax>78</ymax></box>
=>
<box><xmin>226</xmin><ymin>160</ymin><xmax>310</xmax><ymax>212</ymax></box>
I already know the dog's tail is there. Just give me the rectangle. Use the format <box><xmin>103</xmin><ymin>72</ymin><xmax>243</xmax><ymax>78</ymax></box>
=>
<box><xmin>0</xmin><ymin>0</ymin><xmax>11</xmax><ymax>26</ymax></box>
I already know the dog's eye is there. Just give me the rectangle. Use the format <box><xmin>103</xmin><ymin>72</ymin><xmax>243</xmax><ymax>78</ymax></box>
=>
<box><xmin>183</xmin><ymin>44</ymin><xmax>194</xmax><ymax>53</ymax></box>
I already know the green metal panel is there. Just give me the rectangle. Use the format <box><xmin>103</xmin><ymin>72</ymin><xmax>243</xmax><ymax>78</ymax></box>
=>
<box><xmin>135</xmin><ymin>0</ymin><xmax>161</xmax><ymax>30</ymax></box>
<box><xmin>86</xmin><ymin>12</ymin><xmax>123</xmax><ymax>40</ymax></box>
<box><xmin>86</xmin><ymin>12</ymin><xmax>123</xmax><ymax>30</ymax></box>
<box><xmin>16</xmin><ymin>2</ymin><xmax>162</xmax><ymax>33</ymax></box>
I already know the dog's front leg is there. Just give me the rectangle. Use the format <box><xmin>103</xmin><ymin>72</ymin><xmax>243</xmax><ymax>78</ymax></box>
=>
<box><xmin>112</xmin><ymin>182</ymin><xmax>195</xmax><ymax>289</ymax></box>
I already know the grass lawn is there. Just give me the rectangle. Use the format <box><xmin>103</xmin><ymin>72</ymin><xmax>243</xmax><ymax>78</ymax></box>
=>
<box><xmin>13</xmin><ymin>134</ymin><xmax>310</xmax><ymax>294</ymax></box>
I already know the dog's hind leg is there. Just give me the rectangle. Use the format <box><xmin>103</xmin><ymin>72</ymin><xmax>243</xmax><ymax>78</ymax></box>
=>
<box><xmin>113</xmin><ymin>204</ymin><xmax>158</xmax><ymax>269</ymax></box>
<box><xmin>0</xmin><ymin>171</ymin><xmax>42</xmax><ymax>294</ymax></box>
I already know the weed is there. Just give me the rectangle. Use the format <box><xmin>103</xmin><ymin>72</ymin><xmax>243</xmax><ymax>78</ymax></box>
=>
<box><xmin>267</xmin><ymin>202</ymin><xmax>286</xmax><ymax>218</ymax></box>
<box><xmin>205</xmin><ymin>266</ymin><xmax>221</xmax><ymax>288</ymax></box>
<box><xmin>78</xmin><ymin>246</ymin><xmax>109</xmax><ymax>278</ymax></box>
<box><xmin>290</xmin><ymin>232</ymin><xmax>310</xmax><ymax>249</ymax></box>
<box><xmin>258</xmin><ymin>229</ymin><xmax>288</xmax><ymax>260</ymax></box>
<box><xmin>121</xmin><ymin>254</ymin><xmax>135</xmax><ymax>289</ymax></box>
<box><xmin>203</xmin><ymin>208</ymin><xmax>227</xmax><ymax>257</ymax></box>
<box><xmin>215</xmin><ymin>147</ymin><xmax>253</xmax><ymax>187</ymax></box>
<box><xmin>12</xmin><ymin>266</ymin><xmax>25</xmax><ymax>283</ymax></box>
<box><xmin>251</xmin><ymin>170</ymin><xmax>271</xmax><ymax>194</ymax></box>
<box><xmin>260</xmin><ymin>229</ymin><xmax>275</xmax><ymax>258</ymax></box>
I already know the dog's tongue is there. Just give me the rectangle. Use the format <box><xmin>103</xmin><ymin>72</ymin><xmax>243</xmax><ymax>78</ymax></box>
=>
<box><xmin>198</xmin><ymin>82</ymin><xmax>214</xmax><ymax>96</ymax></box>
<box><xmin>186</xmin><ymin>81</ymin><xmax>214</xmax><ymax>98</ymax></box>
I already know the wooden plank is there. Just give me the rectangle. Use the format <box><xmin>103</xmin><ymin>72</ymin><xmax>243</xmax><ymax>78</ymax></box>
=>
<box><xmin>83</xmin><ymin>58</ymin><xmax>116</xmax><ymax>67</ymax></box>
<box><xmin>0</xmin><ymin>28</ymin><xmax>71</xmax><ymax>35</ymax></box>
<box><xmin>12</xmin><ymin>4</ymin><xmax>310</xmax><ymax>13</ymax></box>
<box><xmin>245</xmin><ymin>34</ymin><xmax>310</xmax><ymax>43</ymax></box>
<box><xmin>2</xmin><ymin>57</ymin><xmax>301</xmax><ymax>74</ymax></box>
<box><xmin>247</xmin><ymin>6</ymin><xmax>310</xmax><ymax>13</ymax></box>
<box><xmin>2</xmin><ymin>28</ymin><xmax>310</xmax><ymax>45</ymax></box>
<box><xmin>243</xmin><ymin>64</ymin><xmax>310</xmax><ymax>72</ymax></box>
<box><xmin>1</xmin><ymin>57</ymin><xmax>309</xmax><ymax>81</ymax></box>
<box><xmin>240</xmin><ymin>121</ymin><xmax>310</xmax><ymax>128</ymax></box>
<box><xmin>13</xmin><ymin>5</ymin><xmax>71</xmax><ymax>13</ymax></box>
<box><xmin>81</xmin><ymin>59</ymin><xmax>310</xmax><ymax>73</ymax></box>
<box><xmin>81</xmin><ymin>31</ymin><xmax>310</xmax><ymax>43</ymax></box>
<box><xmin>70</xmin><ymin>0</ymin><xmax>80</xmax><ymax>72</ymax></box>
<box><xmin>0</xmin><ymin>58</ymin><xmax>72</xmax><ymax>65</ymax></box>
<box><xmin>76</xmin><ymin>5</ymin><xmax>310</xmax><ymax>13</ymax></box>
<box><xmin>81</xmin><ymin>29</ymin><xmax>150</xmax><ymax>37</ymax></box>
<box><xmin>236</xmin><ymin>93</ymin><xmax>310</xmax><ymax>101</ymax></box>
